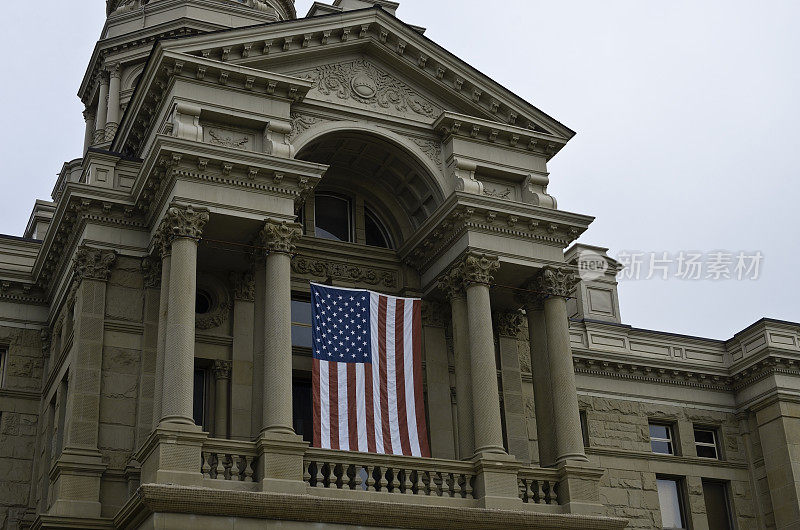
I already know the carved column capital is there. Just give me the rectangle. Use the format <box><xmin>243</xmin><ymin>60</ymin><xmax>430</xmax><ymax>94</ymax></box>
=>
<box><xmin>106</xmin><ymin>62</ymin><xmax>121</xmax><ymax>79</ymax></box>
<box><xmin>437</xmin><ymin>263</ymin><xmax>466</xmax><ymax>300</ymax></box>
<box><xmin>83</xmin><ymin>108</ymin><xmax>96</xmax><ymax>122</ymax></box>
<box><xmin>73</xmin><ymin>246</ymin><xmax>117</xmax><ymax>283</ymax></box>
<box><xmin>461</xmin><ymin>252</ymin><xmax>500</xmax><ymax>286</ymax></box>
<box><xmin>162</xmin><ymin>205</ymin><xmax>209</xmax><ymax>244</ymax></box>
<box><xmin>41</xmin><ymin>329</ymin><xmax>52</xmax><ymax>358</ymax></box>
<box><xmin>213</xmin><ymin>360</ymin><xmax>233</xmax><ymax>380</ymax></box>
<box><xmin>421</xmin><ymin>301</ymin><xmax>448</xmax><ymax>328</ymax></box>
<box><xmin>258</xmin><ymin>218</ymin><xmax>302</xmax><ymax>255</ymax></box>
<box><xmin>231</xmin><ymin>271</ymin><xmax>255</xmax><ymax>302</ymax></box>
<box><xmin>533</xmin><ymin>266</ymin><xmax>578</xmax><ymax>299</ymax></box>
<box><xmin>141</xmin><ymin>256</ymin><xmax>162</xmax><ymax>289</ymax></box>
<box><xmin>494</xmin><ymin>310</ymin><xmax>524</xmax><ymax>338</ymax></box>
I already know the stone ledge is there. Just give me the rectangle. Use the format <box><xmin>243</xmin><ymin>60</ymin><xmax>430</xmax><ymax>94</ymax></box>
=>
<box><xmin>116</xmin><ymin>483</ymin><xmax>628</xmax><ymax>530</ymax></box>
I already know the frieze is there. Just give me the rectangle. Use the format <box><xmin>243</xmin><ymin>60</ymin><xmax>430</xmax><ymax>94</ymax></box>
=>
<box><xmin>572</xmin><ymin>356</ymin><xmax>731</xmax><ymax>391</ymax></box>
<box><xmin>291</xmin><ymin>257</ymin><xmax>398</xmax><ymax>288</ymax></box>
<box><xmin>304</xmin><ymin>59</ymin><xmax>440</xmax><ymax>119</ymax></box>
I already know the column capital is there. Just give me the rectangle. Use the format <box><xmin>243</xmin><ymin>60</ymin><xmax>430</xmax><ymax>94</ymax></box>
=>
<box><xmin>493</xmin><ymin>310</ymin><xmax>524</xmax><ymax>338</ymax></box>
<box><xmin>213</xmin><ymin>360</ymin><xmax>233</xmax><ymax>380</ymax></box>
<box><xmin>141</xmin><ymin>256</ymin><xmax>162</xmax><ymax>289</ymax></box>
<box><xmin>161</xmin><ymin>204</ymin><xmax>209</xmax><ymax>244</ymax></box>
<box><xmin>461</xmin><ymin>252</ymin><xmax>500</xmax><ymax>286</ymax></box>
<box><xmin>231</xmin><ymin>271</ymin><xmax>255</xmax><ymax>301</ymax></box>
<box><xmin>83</xmin><ymin>108</ymin><xmax>96</xmax><ymax>122</ymax></box>
<box><xmin>437</xmin><ymin>263</ymin><xmax>466</xmax><ymax>301</ymax></box>
<box><xmin>106</xmin><ymin>62</ymin><xmax>121</xmax><ymax>79</ymax></box>
<box><xmin>533</xmin><ymin>266</ymin><xmax>578</xmax><ymax>300</ymax></box>
<box><xmin>258</xmin><ymin>218</ymin><xmax>302</xmax><ymax>255</ymax></box>
<box><xmin>73</xmin><ymin>246</ymin><xmax>117</xmax><ymax>283</ymax></box>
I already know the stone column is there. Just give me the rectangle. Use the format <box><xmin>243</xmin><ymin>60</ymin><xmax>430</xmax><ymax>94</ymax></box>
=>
<box><xmin>50</xmin><ymin>246</ymin><xmax>116</xmax><ymax>518</ymax></box>
<box><xmin>159</xmin><ymin>205</ymin><xmax>209</xmax><ymax>426</ymax></box>
<box><xmin>258</xmin><ymin>219</ymin><xmax>301</xmax><ymax>435</ymax></box>
<box><xmin>531</xmin><ymin>266</ymin><xmax>587</xmax><ymax>464</ymax></box>
<box><xmin>438</xmin><ymin>264</ymin><xmax>474</xmax><ymax>460</ymax></box>
<box><xmin>94</xmin><ymin>74</ymin><xmax>109</xmax><ymax>144</ymax></box>
<box><xmin>82</xmin><ymin>108</ymin><xmax>95</xmax><ymax>154</ymax></box>
<box><xmin>213</xmin><ymin>360</ymin><xmax>232</xmax><ymax>439</ymax></box>
<box><xmin>105</xmin><ymin>63</ymin><xmax>121</xmax><ymax>141</ymax></box>
<box><xmin>136</xmin><ymin>256</ymin><xmax>161</xmax><ymax>448</ymax></box>
<box><xmin>462</xmin><ymin>253</ymin><xmax>505</xmax><ymax>456</ymax></box>
<box><xmin>152</xmin><ymin>234</ymin><xmax>171</xmax><ymax>428</ymax></box>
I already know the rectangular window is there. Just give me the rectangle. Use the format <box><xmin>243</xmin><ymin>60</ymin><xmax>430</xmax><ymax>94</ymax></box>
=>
<box><xmin>650</xmin><ymin>423</ymin><xmax>676</xmax><ymax>455</ymax></box>
<box><xmin>291</xmin><ymin>298</ymin><xmax>313</xmax><ymax>349</ymax></box>
<box><xmin>193</xmin><ymin>367</ymin><xmax>208</xmax><ymax>430</ymax></box>
<box><xmin>657</xmin><ymin>477</ymin><xmax>687</xmax><ymax>529</ymax></box>
<box><xmin>694</xmin><ymin>426</ymin><xmax>720</xmax><ymax>459</ymax></box>
<box><xmin>703</xmin><ymin>480</ymin><xmax>733</xmax><ymax>530</ymax></box>
<box><xmin>580</xmin><ymin>410</ymin><xmax>590</xmax><ymax>448</ymax></box>
<box><xmin>293</xmin><ymin>378</ymin><xmax>313</xmax><ymax>444</ymax></box>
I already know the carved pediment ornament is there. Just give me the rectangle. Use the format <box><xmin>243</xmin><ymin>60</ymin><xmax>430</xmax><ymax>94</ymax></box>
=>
<box><xmin>259</xmin><ymin>219</ymin><xmax>302</xmax><ymax>255</ymax></box>
<box><xmin>291</xmin><ymin>256</ymin><xmax>398</xmax><ymax>288</ymax></box>
<box><xmin>461</xmin><ymin>253</ymin><xmax>500</xmax><ymax>286</ymax></box>
<box><xmin>162</xmin><ymin>205</ymin><xmax>210</xmax><ymax>244</ymax></box>
<box><xmin>73</xmin><ymin>246</ymin><xmax>118</xmax><ymax>283</ymax></box>
<box><xmin>307</xmin><ymin>59</ymin><xmax>440</xmax><ymax>119</ymax></box>
<box><xmin>494</xmin><ymin>310</ymin><xmax>524</xmax><ymax>338</ymax></box>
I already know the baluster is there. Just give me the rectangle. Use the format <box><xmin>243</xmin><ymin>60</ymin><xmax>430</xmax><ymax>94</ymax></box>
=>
<box><xmin>243</xmin><ymin>456</ymin><xmax>254</xmax><ymax>483</ymax></box>
<box><xmin>377</xmin><ymin>466</ymin><xmax>388</xmax><ymax>492</ymax></box>
<box><xmin>427</xmin><ymin>471</ymin><xmax>439</xmax><ymax>496</ymax></box>
<box><xmin>548</xmin><ymin>481</ymin><xmax>558</xmax><ymax>505</ymax></box>
<box><xmin>365</xmin><ymin>465</ymin><xmax>376</xmax><ymax>491</ymax></box>
<box><xmin>464</xmin><ymin>475</ymin><xmax>474</xmax><ymax>499</ymax></box>
<box><xmin>354</xmin><ymin>464</ymin><xmax>364</xmax><ymax>490</ymax></box>
<box><xmin>414</xmin><ymin>470</ymin><xmax>425</xmax><ymax>495</ymax></box>
<box><xmin>325</xmin><ymin>462</ymin><xmax>336</xmax><ymax>488</ymax></box>
<box><xmin>230</xmin><ymin>455</ymin><xmax>241</xmax><ymax>481</ymax></box>
<box><xmin>214</xmin><ymin>453</ymin><xmax>225</xmax><ymax>480</ymax></box>
<box><xmin>390</xmin><ymin>468</ymin><xmax>400</xmax><ymax>493</ymax></box>
<box><xmin>201</xmin><ymin>451</ymin><xmax>211</xmax><ymax>478</ymax></box>
<box><xmin>315</xmin><ymin>461</ymin><xmax>326</xmax><ymax>488</ymax></box>
<box><xmin>452</xmin><ymin>473</ymin><xmax>463</xmax><ymax>498</ymax></box>
<box><xmin>303</xmin><ymin>460</ymin><xmax>312</xmax><ymax>485</ymax></box>
<box><xmin>402</xmin><ymin>468</ymin><xmax>413</xmax><ymax>494</ymax></box>
<box><xmin>535</xmin><ymin>480</ymin><xmax>545</xmax><ymax>504</ymax></box>
<box><xmin>441</xmin><ymin>473</ymin><xmax>453</xmax><ymax>497</ymax></box>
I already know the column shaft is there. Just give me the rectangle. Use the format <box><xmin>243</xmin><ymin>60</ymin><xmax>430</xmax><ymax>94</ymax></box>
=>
<box><xmin>94</xmin><ymin>76</ymin><xmax>109</xmax><ymax>144</ymax></box>
<box><xmin>152</xmin><ymin>253</ymin><xmax>171</xmax><ymax>427</ymax></box>
<box><xmin>82</xmin><ymin>110</ymin><xmax>95</xmax><ymax>154</ymax></box>
<box><xmin>525</xmin><ymin>306</ymin><xmax>556</xmax><ymax>466</ymax></box>
<box><xmin>106</xmin><ymin>65</ymin><xmax>121</xmax><ymax>140</ymax></box>
<box><xmin>451</xmin><ymin>295</ymin><xmax>474</xmax><ymax>459</ymax></box>
<box><xmin>251</xmin><ymin>261</ymin><xmax>266</xmax><ymax>438</ymax></box>
<box><xmin>213</xmin><ymin>361</ymin><xmax>231</xmax><ymax>439</ymax></box>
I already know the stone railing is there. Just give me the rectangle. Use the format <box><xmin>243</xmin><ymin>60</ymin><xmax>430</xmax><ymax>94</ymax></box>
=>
<box><xmin>517</xmin><ymin>467</ymin><xmax>560</xmax><ymax>505</ymax></box>
<box><xmin>201</xmin><ymin>438</ymin><xmax>258</xmax><ymax>483</ymax></box>
<box><xmin>303</xmin><ymin>448</ymin><xmax>476</xmax><ymax>499</ymax></box>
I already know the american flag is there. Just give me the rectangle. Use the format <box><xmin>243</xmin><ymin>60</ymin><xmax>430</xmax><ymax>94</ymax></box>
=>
<box><xmin>310</xmin><ymin>283</ymin><xmax>430</xmax><ymax>457</ymax></box>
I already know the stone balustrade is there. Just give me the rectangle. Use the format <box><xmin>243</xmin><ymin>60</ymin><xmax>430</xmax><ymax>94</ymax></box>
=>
<box><xmin>200</xmin><ymin>438</ymin><xmax>258</xmax><ymax>485</ymax></box>
<box><xmin>517</xmin><ymin>467</ymin><xmax>560</xmax><ymax>506</ymax></box>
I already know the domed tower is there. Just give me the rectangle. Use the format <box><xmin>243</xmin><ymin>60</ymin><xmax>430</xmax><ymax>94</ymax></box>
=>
<box><xmin>78</xmin><ymin>0</ymin><xmax>296</xmax><ymax>152</ymax></box>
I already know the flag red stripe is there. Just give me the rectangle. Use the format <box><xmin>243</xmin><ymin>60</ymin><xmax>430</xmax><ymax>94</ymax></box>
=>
<box><xmin>329</xmin><ymin>361</ymin><xmax>339</xmax><ymax>450</ymax></box>
<box><xmin>312</xmin><ymin>357</ymin><xmax>321</xmax><ymax>449</ymax></box>
<box><xmin>347</xmin><ymin>362</ymin><xmax>358</xmax><ymax>452</ymax></box>
<box><xmin>395</xmin><ymin>299</ymin><xmax>412</xmax><ymax>456</ymax></box>
<box><xmin>365</xmin><ymin>359</ymin><xmax>376</xmax><ymax>453</ymax></box>
<box><xmin>412</xmin><ymin>299</ymin><xmax>430</xmax><ymax>457</ymax></box>
<box><xmin>378</xmin><ymin>296</ymin><xmax>392</xmax><ymax>453</ymax></box>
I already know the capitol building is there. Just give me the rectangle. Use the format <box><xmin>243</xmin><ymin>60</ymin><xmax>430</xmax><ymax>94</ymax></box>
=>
<box><xmin>0</xmin><ymin>0</ymin><xmax>797</xmax><ymax>528</ymax></box>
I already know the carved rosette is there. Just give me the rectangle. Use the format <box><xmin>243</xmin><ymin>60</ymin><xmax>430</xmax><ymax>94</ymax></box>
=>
<box><xmin>213</xmin><ymin>360</ymin><xmax>233</xmax><ymax>381</ymax></box>
<box><xmin>162</xmin><ymin>205</ymin><xmax>209</xmax><ymax>244</ymax></box>
<box><xmin>421</xmin><ymin>301</ymin><xmax>448</xmax><ymax>328</ymax></box>
<box><xmin>141</xmin><ymin>256</ymin><xmax>162</xmax><ymax>289</ymax></box>
<box><xmin>73</xmin><ymin>246</ymin><xmax>118</xmax><ymax>283</ymax></box>
<box><xmin>494</xmin><ymin>311</ymin><xmax>524</xmax><ymax>338</ymax></box>
<box><xmin>259</xmin><ymin>219</ymin><xmax>302</xmax><ymax>255</ymax></box>
<box><xmin>437</xmin><ymin>263</ymin><xmax>466</xmax><ymax>301</ymax></box>
<box><xmin>534</xmin><ymin>266</ymin><xmax>578</xmax><ymax>299</ymax></box>
<box><xmin>231</xmin><ymin>271</ymin><xmax>255</xmax><ymax>302</ymax></box>
<box><xmin>461</xmin><ymin>253</ymin><xmax>500</xmax><ymax>286</ymax></box>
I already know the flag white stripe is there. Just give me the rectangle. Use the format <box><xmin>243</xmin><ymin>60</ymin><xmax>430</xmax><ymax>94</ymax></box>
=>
<box><xmin>403</xmin><ymin>300</ymin><xmax>420</xmax><ymax>457</ymax></box>
<box><xmin>356</xmin><ymin>363</ymin><xmax>367</xmax><ymax>452</ymax></box>
<box><xmin>338</xmin><ymin>361</ymin><xmax>349</xmax><ymax>451</ymax></box>
<box><xmin>319</xmin><ymin>359</ymin><xmax>330</xmax><ymax>450</ymax></box>
<box><xmin>386</xmin><ymin>298</ymin><xmax>402</xmax><ymax>455</ymax></box>
<box><xmin>369</xmin><ymin>292</ymin><xmax>384</xmax><ymax>454</ymax></box>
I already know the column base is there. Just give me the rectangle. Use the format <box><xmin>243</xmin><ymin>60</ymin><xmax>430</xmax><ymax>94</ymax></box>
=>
<box><xmin>555</xmin><ymin>460</ymin><xmax>606</xmax><ymax>516</ymax></box>
<box><xmin>255</xmin><ymin>431</ymin><xmax>309</xmax><ymax>494</ymax></box>
<box><xmin>137</xmin><ymin>422</ymin><xmax>208</xmax><ymax>486</ymax></box>
<box><xmin>471</xmin><ymin>452</ymin><xmax>523</xmax><ymax>509</ymax></box>
<box><xmin>48</xmin><ymin>447</ymin><xmax>107</xmax><ymax>519</ymax></box>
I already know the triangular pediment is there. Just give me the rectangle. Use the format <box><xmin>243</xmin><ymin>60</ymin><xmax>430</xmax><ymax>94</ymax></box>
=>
<box><xmin>157</xmin><ymin>7</ymin><xmax>574</xmax><ymax>139</ymax></box>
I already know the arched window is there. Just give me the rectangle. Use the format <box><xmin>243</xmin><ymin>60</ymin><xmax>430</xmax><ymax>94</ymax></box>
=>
<box><xmin>314</xmin><ymin>193</ymin><xmax>351</xmax><ymax>242</ymax></box>
<box><xmin>365</xmin><ymin>207</ymin><xmax>393</xmax><ymax>249</ymax></box>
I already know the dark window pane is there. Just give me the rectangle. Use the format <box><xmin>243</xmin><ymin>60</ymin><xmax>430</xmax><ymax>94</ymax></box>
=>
<box><xmin>650</xmin><ymin>424</ymin><xmax>670</xmax><ymax>439</ymax></box>
<box><xmin>694</xmin><ymin>429</ymin><xmax>715</xmax><ymax>445</ymax></box>
<box><xmin>697</xmin><ymin>445</ymin><xmax>718</xmax><ymax>459</ymax></box>
<box><xmin>365</xmin><ymin>208</ymin><xmax>393</xmax><ymax>249</ymax></box>
<box><xmin>657</xmin><ymin>479</ymin><xmax>685</xmax><ymax>529</ymax></box>
<box><xmin>291</xmin><ymin>299</ymin><xmax>312</xmax><ymax>324</ymax></box>
<box><xmin>580</xmin><ymin>411</ymin><xmax>590</xmax><ymax>448</ymax></box>
<box><xmin>293</xmin><ymin>379</ymin><xmax>313</xmax><ymax>443</ymax></box>
<box><xmin>291</xmin><ymin>325</ymin><xmax>313</xmax><ymax>348</ymax></box>
<box><xmin>703</xmin><ymin>481</ymin><xmax>732</xmax><ymax>530</ymax></box>
<box><xmin>315</xmin><ymin>194</ymin><xmax>351</xmax><ymax>242</ymax></box>
<box><xmin>651</xmin><ymin>440</ymin><xmax>673</xmax><ymax>455</ymax></box>
<box><xmin>193</xmin><ymin>369</ymin><xmax>206</xmax><ymax>428</ymax></box>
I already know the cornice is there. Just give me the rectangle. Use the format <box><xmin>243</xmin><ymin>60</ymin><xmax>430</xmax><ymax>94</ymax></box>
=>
<box><xmin>585</xmin><ymin>447</ymin><xmax>749</xmax><ymax>471</ymax></box>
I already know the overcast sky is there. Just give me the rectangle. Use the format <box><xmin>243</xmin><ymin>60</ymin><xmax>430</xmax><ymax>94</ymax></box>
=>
<box><xmin>0</xmin><ymin>0</ymin><xmax>797</xmax><ymax>339</ymax></box>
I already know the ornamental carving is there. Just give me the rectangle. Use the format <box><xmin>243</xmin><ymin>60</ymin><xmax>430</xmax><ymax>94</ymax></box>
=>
<box><xmin>410</xmin><ymin>137</ymin><xmax>443</xmax><ymax>167</ymax></box>
<box><xmin>461</xmin><ymin>253</ymin><xmax>500</xmax><ymax>286</ymax></box>
<box><xmin>306</xmin><ymin>59</ymin><xmax>440</xmax><ymax>119</ymax></box>
<box><xmin>73</xmin><ymin>246</ymin><xmax>117</xmax><ymax>283</ymax></box>
<box><xmin>259</xmin><ymin>219</ymin><xmax>302</xmax><ymax>255</ymax></box>
<box><xmin>421</xmin><ymin>301</ymin><xmax>448</xmax><ymax>328</ymax></box>
<box><xmin>207</xmin><ymin>128</ymin><xmax>250</xmax><ymax>149</ymax></box>
<box><xmin>291</xmin><ymin>257</ymin><xmax>398</xmax><ymax>288</ymax></box>
<box><xmin>213</xmin><ymin>360</ymin><xmax>233</xmax><ymax>380</ymax></box>
<box><xmin>494</xmin><ymin>311</ymin><xmax>524</xmax><ymax>338</ymax></box>
<box><xmin>195</xmin><ymin>275</ymin><xmax>231</xmax><ymax>331</ymax></box>
<box><xmin>533</xmin><ymin>266</ymin><xmax>578</xmax><ymax>299</ymax></box>
<box><xmin>141</xmin><ymin>256</ymin><xmax>162</xmax><ymax>289</ymax></box>
<box><xmin>437</xmin><ymin>263</ymin><xmax>466</xmax><ymax>301</ymax></box>
<box><xmin>288</xmin><ymin>113</ymin><xmax>330</xmax><ymax>143</ymax></box>
<box><xmin>162</xmin><ymin>205</ymin><xmax>209</xmax><ymax>243</ymax></box>
<box><xmin>231</xmin><ymin>271</ymin><xmax>255</xmax><ymax>302</ymax></box>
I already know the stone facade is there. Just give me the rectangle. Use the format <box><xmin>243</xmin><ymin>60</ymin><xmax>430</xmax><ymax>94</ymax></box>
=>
<box><xmin>0</xmin><ymin>0</ymin><xmax>797</xmax><ymax>529</ymax></box>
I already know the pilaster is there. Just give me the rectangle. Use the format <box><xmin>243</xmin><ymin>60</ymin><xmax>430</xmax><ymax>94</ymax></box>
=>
<box><xmin>494</xmin><ymin>310</ymin><xmax>531</xmax><ymax>463</ymax></box>
<box><xmin>94</xmin><ymin>73</ymin><xmax>109</xmax><ymax>144</ymax></box>
<box><xmin>213</xmin><ymin>360</ymin><xmax>232</xmax><ymax>439</ymax></box>
<box><xmin>421</xmin><ymin>301</ymin><xmax>456</xmax><ymax>460</ymax></box>
<box><xmin>231</xmin><ymin>271</ymin><xmax>255</xmax><ymax>441</ymax></box>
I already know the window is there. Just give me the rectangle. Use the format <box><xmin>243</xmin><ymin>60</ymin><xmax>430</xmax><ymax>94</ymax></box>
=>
<box><xmin>694</xmin><ymin>427</ymin><xmax>720</xmax><ymax>459</ymax></box>
<box><xmin>580</xmin><ymin>410</ymin><xmax>590</xmax><ymax>448</ymax></box>
<box><xmin>293</xmin><ymin>378</ymin><xmax>313</xmax><ymax>443</ymax></box>
<box><xmin>0</xmin><ymin>348</ymin><xmax>6</xmax><ymax>387</ymax></box>
<box><xmin>291</xmin><ymin>297</ymin><xmax>312</xmax><ymax>348</ymax></box>
<box><xmin>193</xmin><ymin>367</ymin><xmax>208</xmax><ymax>430</ymax></box>
<box><xmin>314</xmin><ymin>194</ymin><xmax>352</xmax><ymax>242</ymax></box>
<box><xmin>364</xmin><ymin>207</ymin><xmax>393</xmax><ymax>249</ymax></box>
<box><xmin>657</xmin><ymin>477</ymin><xmax>688</xmax><ymax>529</ymax></box>
<box><xmin>703</xmin><ymin>480</ymin><xmax>733</xmax><ymax>530</ymax></box>
<box><xmin>650</xmin><ymin>423</ymin><xmax>676</xmax><ymax>455</ymax></box>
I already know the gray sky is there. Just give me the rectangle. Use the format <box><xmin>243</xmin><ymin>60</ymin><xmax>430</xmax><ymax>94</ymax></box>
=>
<box><xmin>1</xmin><ymin>0</ymin><xmax>797</xmax><ymax>339</ymax></box>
